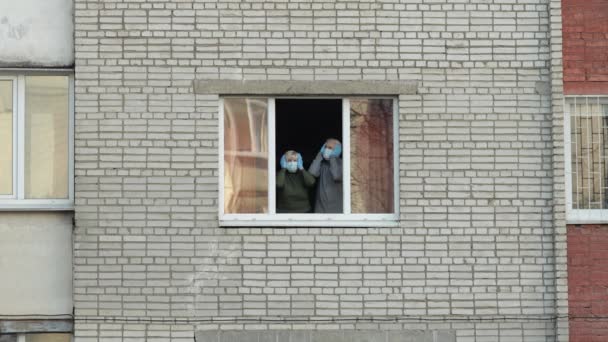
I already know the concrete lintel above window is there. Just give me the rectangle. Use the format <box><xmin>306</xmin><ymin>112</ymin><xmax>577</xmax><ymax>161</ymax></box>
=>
<box><xmin>193</xmin><ymin>79</ymin><xmax>418</xmax><ymax>95</ymax></box>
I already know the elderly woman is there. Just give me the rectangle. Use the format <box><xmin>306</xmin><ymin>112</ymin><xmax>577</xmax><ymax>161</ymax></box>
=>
<box><xmin>276</xmin><ymin>150</ymin><xmax>316</xmax><ymax>213</ymax></box>
<box><xmin>308</xmin><ymin>138</ymin><xmax>343</xmax><ymax>213</ymax></box>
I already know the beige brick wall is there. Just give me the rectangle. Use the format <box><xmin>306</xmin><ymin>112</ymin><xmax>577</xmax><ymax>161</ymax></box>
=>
<box><xmin>73</xmin><ymin>0</ymin><xmax>565</xmax><ymax>341</ymax></box>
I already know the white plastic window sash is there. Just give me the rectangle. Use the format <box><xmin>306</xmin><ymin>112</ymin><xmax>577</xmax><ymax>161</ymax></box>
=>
<box><xmin>268</xmin><ymin>98</ymin><xmax>276</xmax><ymax>214</ymax></box>
<box><xmin>0</xmin><ymin>73</ymin><xmax>74</xmax><ymax>211</ymax></box>
<box><xmin>342</xmin><ymin>98</ymin><xmax>352</xmax><ymax>214</ymax></box>
<box><xmin>565</xmin><ymin>95</ymin><xmax>608</xmax><ymax>223</ymax></box>
<box><xmin>219</xmin><ymin>96</ymin><xmax>400</xmax><ymax>227</ymax></box>
<box><xmin>0</xmin><ymin>76</ymin><xmax>17</xmax><ymax>200</ymax></box>
<box><xmin>218</xmin><ymin>97</ymin><xmax>225</xmax><ymax>218</ymax></box>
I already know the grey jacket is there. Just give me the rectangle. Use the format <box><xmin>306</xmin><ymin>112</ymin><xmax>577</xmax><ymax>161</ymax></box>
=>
<box><xmin>308</xmin><ymin>153</ymin><xmax>343</xmax><ymax>213</ymax></box>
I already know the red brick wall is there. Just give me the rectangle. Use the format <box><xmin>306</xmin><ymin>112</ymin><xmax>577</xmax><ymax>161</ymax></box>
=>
<box><xmin>568</xmin><ymin>224</ymin><xmax>608</xmax><ymax>341</ymax></box>
<box><xmin>562</xmin><ymin>0</ymin><xmax>608</xmax><ymax>95</ymax></box>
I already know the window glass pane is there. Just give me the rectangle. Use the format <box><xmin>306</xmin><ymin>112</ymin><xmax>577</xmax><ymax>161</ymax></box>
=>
<box><xmin>224</xmin><ymin>98</ymin><xmax>268</xmax><ymax>213</ymax></box>
<box><xmin>350</xmin><ymin>98</ymin><xmax>394</xmax><ymax>213</ymax></box>
<box><xmin>25</xmin><ymin>333</ymin><xmax>72</xmax><ymax>342</ymax></box>
<box><xmin>25</xmin><ymin>76</ymin><xmax>69</xmax><ymax>199</ymax></box>
<box><xmin>570</xmin><ymin>98</ymin><xmax>608</xmax><ymax>209</ymax></box>
<box><xmin>0</xmin><ymin>80</ymin><xmax>12</xmax><ymax>195</ymax></box>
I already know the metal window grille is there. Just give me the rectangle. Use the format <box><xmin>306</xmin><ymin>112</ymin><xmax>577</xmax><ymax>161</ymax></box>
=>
<box><xmin>567</xmin><ymin>96</ymin><xmax>608</xmax><ymax>209</ymax></box>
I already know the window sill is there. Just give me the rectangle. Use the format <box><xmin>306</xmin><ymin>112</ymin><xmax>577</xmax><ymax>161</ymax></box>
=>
<box><xmin>0</xmin><ymin>199</ymin><xmax>74</xmax><ymax>211</ymax></box>
<box><xmin>220</xmin><ymin>214</ymin><xmax>399</xmax><ymax>227</ymax></box>
<box><xmin>567</xmin><ymin>209</ymin><xmax>608</xmax><ymax>224</ymax></box>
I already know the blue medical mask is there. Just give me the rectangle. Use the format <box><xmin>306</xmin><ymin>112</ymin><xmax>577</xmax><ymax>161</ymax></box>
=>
<box><xmin>286</xmin><ymin>161</ymin><xmax>298</xmax><ymax>173</ymax></box>
<box><xmin>323</xmin><ymin>148</ymin><xmax>333</xmax><ymax>159</ymax></box>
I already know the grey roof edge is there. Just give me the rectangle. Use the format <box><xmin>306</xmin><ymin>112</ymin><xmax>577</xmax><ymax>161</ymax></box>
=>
<box><xmin>193</xmin><ymin>79</ymin><xmax>418</xmax><ymax>95</ymax></box>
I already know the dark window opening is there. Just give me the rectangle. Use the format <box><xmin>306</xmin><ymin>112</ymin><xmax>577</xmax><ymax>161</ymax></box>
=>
<box><xmin>275</xmin><ymin>99</ymin><xmax>342</xmax><ymax>170</ymax></box>
<box><xmin>275</xmin><ymin>99</ymin><xmax>342</xmax><ymax>213</ymax></box>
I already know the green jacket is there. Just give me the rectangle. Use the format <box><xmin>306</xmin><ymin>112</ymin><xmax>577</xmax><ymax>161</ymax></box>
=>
<box><xmin>276</xmin><ymin>168</ymin><xmax>316</xmax><ymax>213</ymax></box>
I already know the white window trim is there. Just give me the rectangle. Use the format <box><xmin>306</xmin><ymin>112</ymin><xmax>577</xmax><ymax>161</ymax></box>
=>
<box><xmin>219</xmin><ymin>96</ymin><xmax>400</xmax><ymax>227</ymax></box>
<box><xmin>0</xmin><ymin>72</ymin><xmax>74</xmax><ymax>211</ymax></box>
<box><xmin>564</xmin><ymin>95</ymin><xmax>608</xmax><ymax>223</ymax></box>
<box><xmin>0</xmin><ymin>75</ymin><xmax>18</xmax><ymax>201</ymax></box>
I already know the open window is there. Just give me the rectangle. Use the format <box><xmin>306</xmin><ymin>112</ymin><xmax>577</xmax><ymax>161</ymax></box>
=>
<box><xmin>0</xmin><ymin>74</ymin><xmax>74</xmax><ymax>210</ymax></box>
<box><xmin>565</xmin><ymin>96</ymin><xmax>608</xmax><ymax>222</ymax></box>
<box><xmin>219</xmin><ymin>97</ymin><xmax>399</xmax><ymax>227</ymax></box>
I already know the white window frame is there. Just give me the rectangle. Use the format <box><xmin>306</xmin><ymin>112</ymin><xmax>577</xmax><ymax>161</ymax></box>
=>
<box><xmin>219</xmin><ymin>96</ymin><xmax>400</xmax><ymax>227</ymax></box>
<box><xmin>564</xmin><ymin>95</ymin><xmax>608</xmax><ymax>223</ymax></box>
<box><xmin>0</xmin><ymin>72</ymin><xmax>74</xmax><ymax>211</ymax></box>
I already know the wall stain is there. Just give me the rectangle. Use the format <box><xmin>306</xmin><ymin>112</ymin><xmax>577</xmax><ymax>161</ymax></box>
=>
<box><xmin>0</xmin><ymin>17</ymin><xmax>30</xmax><ymax>40</ymax></box>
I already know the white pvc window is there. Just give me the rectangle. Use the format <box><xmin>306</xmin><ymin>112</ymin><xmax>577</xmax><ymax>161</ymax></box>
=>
<box><xmin>219</xmin><ymin>97</ymin><xmax>399</xmax><ymax>227</ymax></box>
<box><xmin>565</xmin><ymin>96</ymin><xmax>608</xmax><ymax>223</ymax></box>
<box><xmin>0</xmin><ymin>74</ymin><xmax>74</xmax><ymax>210</ymax></box>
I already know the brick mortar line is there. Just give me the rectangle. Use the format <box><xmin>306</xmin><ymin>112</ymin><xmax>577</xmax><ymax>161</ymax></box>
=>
<box><xmin>73</xmin><ymin>314</ymin><xmax>564</xmax><ymax>324</ymax></box>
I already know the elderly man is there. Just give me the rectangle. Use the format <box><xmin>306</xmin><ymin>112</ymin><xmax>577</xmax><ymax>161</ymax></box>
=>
<box><xmin>308</xmin><ymin>138</ymin><xmax>343</xmax><ymax>213</ymax></box>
